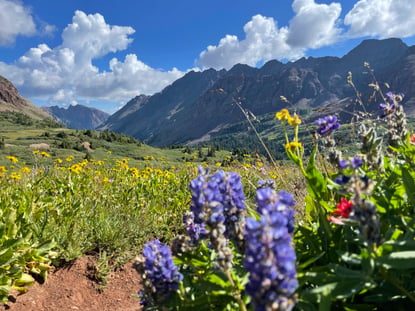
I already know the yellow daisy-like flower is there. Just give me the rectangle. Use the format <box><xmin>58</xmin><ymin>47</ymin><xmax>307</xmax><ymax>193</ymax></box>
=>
<box><xmin>286</xmin><ymin>141</ymin><xmax>303</xmax><ymax>151</ymax></box>
<box><xmin>288</xmin><ymin>113</ymin><xmax>302</xmax><ymax>126</ymax></box>
<box><xmin>20</xmin><ymin>167</ymin><xmax>31</xmax><ymax>173</ymax></box>
<box><xmin>0</xmin><ymin>166</ymin><xmax>7</xmax><ymax>174</ymax></box>
<box><xmin>10</xmin><ymin>172</ymin><xmax>21</xmax><ymax>180</ymax></box>
<box><xmin>32</xmin><ymin>150</ymin><xmax>40</xmax><ymax>155</ymax></box>
<box><xmin>40</xmin><ymin>151</ymin><xmax>51</xmax><ymax>157</ymax></box>
<box><xmin>7</xmin><ymin>156</ymin><xmax>18</xmax><ymax>163</ymax></box>
<box><xmin>275</xmin><ymin>109</ymin><xmax>291</xmax><ymax>121</ymax></box>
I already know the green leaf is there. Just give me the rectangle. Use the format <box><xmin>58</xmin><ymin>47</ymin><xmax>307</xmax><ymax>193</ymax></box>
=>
<box><xmin>377</xmin><ymin>251</ymin><xmax>415</xmax><ymax>269</ymax></box>
<box><xmin>299</xmin><ymin>252</ymin><xmax>326</xmax><ymax>270</ymax></box>
<box><xmin>0</xmin><ymin>248</ymin><xmax>14</xmax><ymax>265</ymax></box>
<box><xmin>305</xmin><ymin>146</ymin><xmax>328</xmax><ymax>200</ymax></box>
<box><xmin>402</xmin><ymin>169</ymin><xmax>415</xmax><ymax>207</ymax></box>
<box><xmin>304</xmin><ymin>195</ymin><xmax>317</xmax><ymax>221</ymax></box>
<box><xmin>333</xmin><ymin>265</ymin><xmax>363</xmax><ymax>279</ymax></box>
<box><xmin>205</xmin><ymin>273</ymin><xmax>228</xmax><ymax>288</ymax></box>
<box><xmin>339</xmin><ymin>252</ymin><xmax>362</xmax><ymax>265</ymax></box>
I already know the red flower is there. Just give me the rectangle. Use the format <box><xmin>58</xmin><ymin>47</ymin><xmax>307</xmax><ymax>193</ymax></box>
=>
<box><xmin>328</xmin><ymin>198</ymin><xmax>353</xmax><ymax>225</ymax></box>
<box><xmin>333</xmin><ymin>197</ymin><xmax>353</xmax><ymax>218</ymax></box>
<box><xmin>410</xmin><ymin>134</ymin><xmax>415</xmax><ymax>145</ymax></box>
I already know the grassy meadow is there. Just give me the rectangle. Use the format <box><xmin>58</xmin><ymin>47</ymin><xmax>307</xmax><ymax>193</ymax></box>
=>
<box><xmin>1</xmin><ymin>84</ymin><xmax>415</xmax><ymax>310</ymax></box>
<box><xmin>0</xmin><ymin>112</ymin><xmax>306</xmax><ymax>303</ymax></box>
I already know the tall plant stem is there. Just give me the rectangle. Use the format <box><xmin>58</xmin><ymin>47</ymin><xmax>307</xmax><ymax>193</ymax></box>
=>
<box><xmin>225</xmin><ymin>269</ymin><xmax>247</xmax><ymax>311</ymax></box>
<box><xmin>234</xmin><ymin>101</ymin><xmax>285</xmax><ymax>182</ymax></box>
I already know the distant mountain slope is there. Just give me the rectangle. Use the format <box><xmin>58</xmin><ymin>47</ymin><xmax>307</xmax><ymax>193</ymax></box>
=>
<box><xmin>99</xmin><ymin>38</ymin><xmax>415</xmax><ymax>147</ymax></box>
<box><xmin>0</xmin><ymin>75</ymin><xmax>52</xmax><ymax>120</ymax></box>
<box><xmin>43</xmin><ymin>105</ymin><xmax>110</xmax><ymax>130</ymax></box>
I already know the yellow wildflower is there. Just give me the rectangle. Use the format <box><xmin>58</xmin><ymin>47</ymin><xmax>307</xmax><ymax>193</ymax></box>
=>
<box><xmin>0</xmin><ymin>166</ymin><xmax>7</xmax><ymax>174</ymax></box>
<box><xmin>286</xmin><ymin>141</ymin><xmax>303</xmax><ymax>151</ymax></box>
<box><xmin>288</xmin><ymin>113</ymin><xmax>302</xmax><ymax>126</ymax></box>
<box><xmin>275</xmin><ymin>109</ymin><xmax>291</xmax><ymax>121</ymax></box>
<box><xmin>10</xmin><ymin>172</ymin><xmax>21</xmax><ymax>180</ymax></box>
<box><xmin>69</xmin><ymin>164</ymin><xmax>82</xmax><ymax>174</ymax></box>
<box><xmin>7</xmin><ymin>156</ymin><xmax>18</xmax><ymax>163</ymax></box>
<box><xmin>40</xmin><ymin>151</ymin><xmax>51</xmax><ymax>157</ymax></box>
<box><xmin>20</xmin><ymin>167</ymin><xmax>31</xmax><ymax>173</ymax></box>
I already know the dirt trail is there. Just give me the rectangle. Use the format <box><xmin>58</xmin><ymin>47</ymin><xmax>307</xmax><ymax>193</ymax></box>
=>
<box><xmin>1</xmin><ymin>256</ymin><xmax>142</xmax><ymax>311</ymax></box>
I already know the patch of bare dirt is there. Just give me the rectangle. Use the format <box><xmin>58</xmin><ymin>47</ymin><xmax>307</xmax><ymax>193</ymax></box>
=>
<box><xmin>29</xmin><ymin>143</ymin><xmax>50</xmax><ymax>150</ymax></box>
<box><xmin>81</xmin><ymin>141</ymin><xmax>93</xmax><ymax>153</ymax></box>
<box><xmin>1</xmin><ymin>256</ymin><xmax>142</xmax><ymax>311</ymax></box>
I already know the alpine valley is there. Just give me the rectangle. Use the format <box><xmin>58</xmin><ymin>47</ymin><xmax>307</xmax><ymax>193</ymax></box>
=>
<box><xmin>96</xmin><ymin>38</ymin><xmax>415</xmax><ymax>150</ymax></box>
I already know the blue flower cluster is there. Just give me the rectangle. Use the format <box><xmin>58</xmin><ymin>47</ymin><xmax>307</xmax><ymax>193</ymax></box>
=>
<box><xmin>188</xmin><ymin>167</ymin><xmax>246</xmax><ymax>253</ymax></box>
<box><xmin>379</xmin><ymin>92</ymin><xmax>404</xmax><ymax>117</ymax></box>
<box><xmin>183</xmin><ymin>212</ymin><xmax>207</xmax><ymax>247</ymax></box>
<box><xmin>315</xmin><ymin>115</ymin><xmax>341</xmax><ymax>136</ymax></box>
<box><xmin>339</xmin><ymin>157</ymin><xmax>363</xmax><ymax>170</ymax></box>
<box><xmin>244</xmin><ymin>186</ymin><xmax>298</xmax><ymax>311</ymax></box>
<box><xmin>141</xmin><ymin>239</ymin><xmax>183</xmax><ymax>304</ymax></box>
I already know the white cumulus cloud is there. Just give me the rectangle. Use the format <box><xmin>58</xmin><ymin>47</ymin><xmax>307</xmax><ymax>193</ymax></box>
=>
<box><xmin>197</xmin><ymin>14</ymin><xmax>303</xmax><ymax>70</ymax></box>
<box><xmin>0</xmin><ymin>0</ymin><xmax>36</xmax><ymax>46</ymax></box>
<box><xmin>0</xmin><ymin>0</ymin><xmax>54</xmax><ymax>46</ymax></box>
<box><xmin>0</xmin><ymin>10</ymin><xmax>185</xmax><ymax>109</ymax></box>
<box><xmin>286</xmin><ymin>0</ymin><xmax>342</xmax><ymax>48</ymax></box>
<box><xmin>197</xmin><ymin>0</ymin><xmax>343</xmax><ymax>70</ymax></box>
<box><xmin>196</xmin><ymin>0</ymin><xmax>414</xmax><ymax>70</ymax></box>
<box><xmin>344</xmin><ymin>0</ymin><xmax>415</xmax><ymax>38</ymax></box>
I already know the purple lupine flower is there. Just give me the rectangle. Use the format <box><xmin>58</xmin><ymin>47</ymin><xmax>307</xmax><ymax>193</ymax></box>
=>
<box><xmin>188</xmin><ymin>167</ymin><xmax>246</xmax><ymax>269</ymax></box>
<box><xmin>212</xmin><ymin>170</ymin><xmax>246</xmax><ymax>244</ymax></box>
<box><xmin>379</xmin><ymin>102</ymin><xmax>395</xmax><ymax>118</ymax></box>
<box><xmin>256</xmin><ymin>188</ymin><xmax>295</xmax><ymax>233</ymax></box>
<box><xmin>334</xmin><ymin>174</ymin><xmax>351</xmax><ymax>186</ymax></box>
<box><xmin>141</xmin><ymin>239</ymin><xmax>183</xmax><ymax>303</ymax></box>
<box><xmin>244</xmin><ymin>187</ymin><xmax>298</xmax><ymax>311</ymax></box>
<box><xmin>339</xmin><ymin>157</ymin><xmax>363</xmax><ymax>170</ymax></box>
<box><xmin>351</xmin><ymin>157</ymin><xmax>363</xmax><ymax>169</ymax></box>
<box><xmin>339</xmin><ymin>159</ymin><xmax>349</xmax><ymax>169</ymax></box>
<box><xmin>315</xmin><ymin>115</ymin><xmax>341</xmax><ymax>136</ymax></box>
<box><xmin>183</xmin><ymin>212</ymin><xmax>207</xmax><ymax>247</ymax></box>
<box><xmin>189</xmin><ymin>167</ymin><xmax>246</xmax><ymax>245</ymax></box>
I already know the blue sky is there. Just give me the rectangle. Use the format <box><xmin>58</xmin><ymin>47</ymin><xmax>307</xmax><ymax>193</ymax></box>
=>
<box><xmin>0</xmin><ymin>0</ymin><xmax>414</xmax><ymax>113</ymax></box>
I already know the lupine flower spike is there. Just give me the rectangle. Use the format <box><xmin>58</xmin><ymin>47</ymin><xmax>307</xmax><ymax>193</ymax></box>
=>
<box><xmin>139</xmin><ymin>239</ymin><xmax>183</xmax><ymax>307</ymax></box>
<box><xmin>244</xmin><ymin>186</ymin><xmax>298</xmax><ymax>311</ymax></box>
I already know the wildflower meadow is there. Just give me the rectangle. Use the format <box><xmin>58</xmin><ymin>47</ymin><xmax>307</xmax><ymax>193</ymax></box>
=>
<box><xmin>138</xmin><ymin>84</ymin><xmax>415</xmax><ymax>309</ymax></box>
<box><xmin>1</xmin><ymin>70</ymin><xmax>415</xmax><ymax>310</ymax></box>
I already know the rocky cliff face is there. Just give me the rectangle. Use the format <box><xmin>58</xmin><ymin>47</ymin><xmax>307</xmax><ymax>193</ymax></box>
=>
<box><xmin>0</xmin><ymin>75</ymin><xmax>51</xmax><ymax>120</ymax></box>
<box><xmin>100</xmin><ymin>38</ymin><xmax>415</xmax><ymax>146</ymax></box>
<box><xmin>42</xmin><ymin>105</ymin><xmax>110</xmax><ymax>130</ymax></box>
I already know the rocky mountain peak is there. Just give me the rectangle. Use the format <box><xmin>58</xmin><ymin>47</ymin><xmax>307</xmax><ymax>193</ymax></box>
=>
<box><xmin>0</xmin><ymin>75</ymin><xmax>51</xmax><ymax>120</ymax></box>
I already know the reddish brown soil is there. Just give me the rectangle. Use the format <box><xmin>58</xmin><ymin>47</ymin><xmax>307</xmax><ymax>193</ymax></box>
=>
<box><xmin>1</xmin><ymin>256</ymin><xmax>142</xmax><ymax>311</ymax></box>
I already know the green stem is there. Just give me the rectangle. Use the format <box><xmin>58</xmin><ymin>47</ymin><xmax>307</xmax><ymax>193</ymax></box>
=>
<box><xmin>225</xmin><ymin>269</ymin><xmax>247</xmax><ymax>311</ymax></box>
<box><xmin>234</xmin><ymin>101</ymin><xmax>285</xmax><ymax>182</ymax></box>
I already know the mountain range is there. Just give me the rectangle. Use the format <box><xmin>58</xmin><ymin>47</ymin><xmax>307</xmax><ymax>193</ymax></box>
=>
<box><xmin>98</xmin><ymin>38</ymin><xmax>415</xmax><ymax>147</ymax></box>
<box><xmin>1</xmin><ymin>38</ymin><xmax>414</xmax><ymax>150</ymax></box>
<box><xmin>42</xmin><ymin>105</ymin><xmax>110</xmax><ymax>130</ymax></box>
